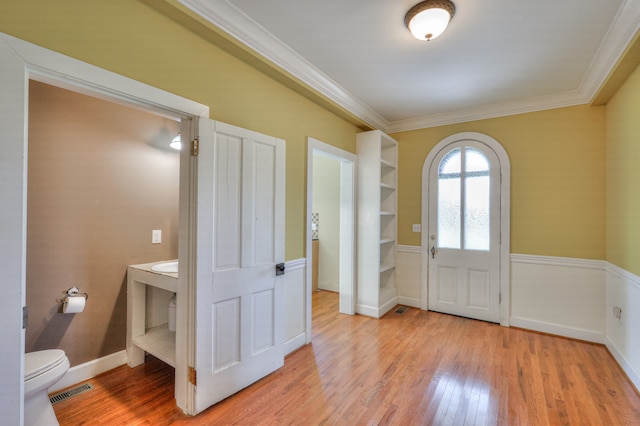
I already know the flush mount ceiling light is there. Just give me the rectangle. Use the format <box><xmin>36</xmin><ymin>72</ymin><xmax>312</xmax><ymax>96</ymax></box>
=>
<box><xmin>405</xmin><ymin>0</ymin><xmax>456</xmax><ymax>42</ymax></box>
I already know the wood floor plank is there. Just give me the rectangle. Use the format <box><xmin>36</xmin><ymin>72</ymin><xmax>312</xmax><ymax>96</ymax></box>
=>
<box><xmin>53</xmin><ymin>291</ymin><xmax>640</xmax><ymax>425</ymax></box>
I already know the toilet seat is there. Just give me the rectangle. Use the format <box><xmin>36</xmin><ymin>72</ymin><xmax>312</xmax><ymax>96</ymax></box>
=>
<box><xmin>25</xmin><ymin>349</ymin><xmax>67</xmax><ymax>382</ymax></box>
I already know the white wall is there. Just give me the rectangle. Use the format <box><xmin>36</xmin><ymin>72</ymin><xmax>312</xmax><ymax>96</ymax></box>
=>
<box><xmin>283</xmin><ymin>259</ymin><xmax>307</xmax><ymax>355</ymax></box>
<box><xmin>312</xmin><ymin>155</ymin><xmax>341</xmax><ymax>292</ymax></box>
<box><xmin>397</xmin><ymin>246</ymin><xmax>422</xmax><ymax>308</ymax></box>
<box><xmin>510</xmin><ymin>254</ymin><xmax>606</xmax><ymax>343</ymax></box>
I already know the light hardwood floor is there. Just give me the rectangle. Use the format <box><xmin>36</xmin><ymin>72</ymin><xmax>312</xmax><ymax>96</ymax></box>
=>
<box><xmin>53</xmin><ymin>290</ymin><xmax>640</xmax><ymax>425</ymax></box>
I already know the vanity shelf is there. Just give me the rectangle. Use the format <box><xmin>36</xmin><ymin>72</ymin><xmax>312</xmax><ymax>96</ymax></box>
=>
<box><xmin>126</xmin><ymin>261</ymin><xmax>178</xmax><ymax>368</ymax></box>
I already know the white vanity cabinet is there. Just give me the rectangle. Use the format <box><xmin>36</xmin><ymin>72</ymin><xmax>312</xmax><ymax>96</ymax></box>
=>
<box><xmin>356</xmin><ymin>130</ymin><xmax>399</xmax><ymax>318</ymax></box>
<box><xmin>126</xmin><ymin>261</ymin><xmax>178</xmax><ymax>368</ymax></box>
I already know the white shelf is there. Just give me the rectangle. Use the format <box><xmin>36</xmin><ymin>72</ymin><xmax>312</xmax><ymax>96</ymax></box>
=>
<box><xmin>380</xmin><ymin>182</ymin><xmax>396</xmax><ymax>190</ymax></box>
<box><xmin>132</xmin><ymin>324</ymin><xmax>176</xmax><ymax>368</ymax></box>
<box><xmin>381</xmin><ymin>158</ymin><xmax>396</xmax><ymax>169</ymax></box>
<box><xmin>379</xmin><ymin>263</ymin><xmax>395</xmax><ymax>273</ymax></box>
<box><xmin>380</xmin><ymin>238</ymin><xmax>395</xmax><ymax>245</ymax></box>
<box><xmin>380</xmin><ymin>211</ymin><xmax>396</xmax><ymax>216</ymax></box>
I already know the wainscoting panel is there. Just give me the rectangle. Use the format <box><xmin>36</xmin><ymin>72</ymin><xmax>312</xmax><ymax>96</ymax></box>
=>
<box><xmin>283</xmin><ymin>258</ymin><xmax>307</xmax><ymax>355</ymax></box>
<box><xmin>396</xmin><ymin>245</ymin><xmax>422</xmax><ymax>308</ymax></box>
<box><xmin>510</xmin><ymin>254</ymin><xmax>606</xmax><ymax>343</ymax></box>
<box><xmin>605</xmin><ymin>263</ymin><xmax>640</xmax><ymax>391</ymax></box>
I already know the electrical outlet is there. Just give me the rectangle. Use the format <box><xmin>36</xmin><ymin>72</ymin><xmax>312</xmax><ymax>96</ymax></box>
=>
<box><xmin>613</xmin><ymin>306</ymin><xmax>622</xmax><ymax>320</ymax></box>
<box><xmin>152</xmin><ymin>229</ymin><xmax>162</xmax><ymax>244</ymax></box>
<box><xmin>412</xmin><ymin>224</ymin><xmax>421</xmax><ymax>233</ymax></box>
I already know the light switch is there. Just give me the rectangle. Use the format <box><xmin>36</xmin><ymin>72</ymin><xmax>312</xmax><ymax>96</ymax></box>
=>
<box><xmin>152</xmin><ymin>229</ymin><xmax>162</xmax><ymax>244</ymax></box>
<box><xmin>412</xmin><ymin>224</ymin><xmax>421</xmax><ymax>233</ymax></box>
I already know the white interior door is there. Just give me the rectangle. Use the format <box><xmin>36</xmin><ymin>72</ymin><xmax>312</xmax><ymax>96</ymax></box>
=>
<box><xmin>428</xmin><ymin>141</ymin><xmax>501</xmax><ymax>323</ymax></box>
<box><xmin>192</xmin><ymin>118</ymin><xmax>285</xmax><ymax>413</ymax></box>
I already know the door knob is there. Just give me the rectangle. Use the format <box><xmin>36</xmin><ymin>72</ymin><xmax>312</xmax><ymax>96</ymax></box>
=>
<box><xmin>430</xmin><ymin>246</ymin><xmax>436</xmax><ymax>259</ymax></box>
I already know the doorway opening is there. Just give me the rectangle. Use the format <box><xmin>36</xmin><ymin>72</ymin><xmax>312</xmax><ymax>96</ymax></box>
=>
<box><xmin>1</xmin><ymin>32</ymin><xmax>209</xmax><ymax>419</ymax></box>
<box><xmin>306</xmin><ymin>138</ymin><xmax>357</xmax><ymax>340</ymax></box>
<box><xmin>26</xmin><ymin>79</ymin><xmax>184</xmax><ymax>391</ymax></box>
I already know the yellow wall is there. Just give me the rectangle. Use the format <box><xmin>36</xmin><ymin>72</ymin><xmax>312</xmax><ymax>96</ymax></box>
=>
<box><xmin>605</xmin><ymin>63</ymin><xmax>640</xmax><ymax>276</ymax></box>
<box><xmin>0</xmin><ymin>0</ymin><xmax>359</xmax><ymax>260</ymax></box>
<box><xmin>392</xmin><ymin>105</ymin><xmax>606</xmax><ymax>259</ymax></box>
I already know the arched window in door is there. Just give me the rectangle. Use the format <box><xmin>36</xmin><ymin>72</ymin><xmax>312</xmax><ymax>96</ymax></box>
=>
<box><xmin>437</xmin><ymin>146</ymin><xmax>491</xmax><ymax>251</ymax></box>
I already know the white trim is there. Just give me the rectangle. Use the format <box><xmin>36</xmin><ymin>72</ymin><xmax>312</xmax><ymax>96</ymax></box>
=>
<box><xmin>285</xmin><ymin>258</ymin><xmax>306</xmax><ymax>271</ymax></box>
<box><xmin>176</xmin><ymin>1</ymin><xmax>640</xmax><ymax>133</ymax></box>
<box><xmin>0</xmin><ymin>33</ymin><xmax>209</xmax><ymax>119</ymax></box>
<box><xmin>606</xmin><ymin>261</ymin><xmax>640</xmax><ymax>290</ymax></box>
<box><xmin>356</xmin><ymin>296</ymin><xmax>399</xmax><ymax>319</ymax></box>
<box><xmin>422</xmin><ymin>132</ymin><xmax>511</xmax><ymax>326</ymax></box>
<box><xmin>306</xmin><ymin>138</ymin><xmax>357</xmax><ymax>342</ymax></box>
<box><xmin>510</xmin><ymin>317</ymin><xmax>605</xmax><ymax>344</ymax></box>
<box><xmin>177</xmin><ymin>0</ymin><xmax>387</xmax><ymax>131</ymax></box>
<box><xmin>511</xmin><ymin>253</ymin><xmax>606</xmax><ymax>270</ymax></box>
<box><xmin>50</xmin><ymin>350</ymin><xmax>127</xmax><ymax>393</ymax></box>
<box><xmin>397</xmin><ymin>296</ymin><xmax>421</xmax><ymax>309</ymax></box>
<box><xmin>284</xmin><ymin>333</ymin><xmax>307</xmax><ymax>356</ymax></box>
<box><xmin>606</xmin><ymin>335</ymin><xmax>640</xmax><ymax>393</ymax></box>
<box><xmin>397</xmin><ymin>245</ymin><xmax>422</xmax><ymax>254</ymax></box>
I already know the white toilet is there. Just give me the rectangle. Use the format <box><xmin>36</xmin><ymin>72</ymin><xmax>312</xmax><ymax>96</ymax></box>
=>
<box><xmin>24</xmin><ymin>349</ymin><xmax>70</xmax><ymax>426</ymax></box>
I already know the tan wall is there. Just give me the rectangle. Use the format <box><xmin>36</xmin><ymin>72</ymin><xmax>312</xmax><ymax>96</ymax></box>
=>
<box><xmin>0</xmin><ymin>0</ymin><xmax>361</xmax><ymax>260</ymax></box>
<box><xmin>27</xmin><ymin>81</ymin><xmax>180</xmax><ymax>365</ymax></box>
<box><xmin>392</xmin><ymin>104</ymin><xmax>607</xmax><ymax>259</ymax></box>
<box><xmin>606</xmin><ymin>62</ymin><xmax>640</xmax><ymax>276</ymax></box>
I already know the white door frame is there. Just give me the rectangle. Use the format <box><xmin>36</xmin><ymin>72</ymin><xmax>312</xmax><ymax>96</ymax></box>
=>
<box><xmin>306</xmin><ymin>138</ymin><xmax>357</xmax><ymax>340</ymax></box>
<box><xmin>421</xmin><ymin>132</ymin><xmax>511</xmax><ymax>326</ymax></box>
<box><xmin>0</xmin><ymin>32</ymin><xmax>209</xmax><ymax>421</ymax></box>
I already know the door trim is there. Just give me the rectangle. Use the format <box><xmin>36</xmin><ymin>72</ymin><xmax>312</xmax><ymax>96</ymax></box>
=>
<box><xmin>0</xmin><ymin>32</ymin><xmax>209</xmax><ymax>419</ymax></box>
<box><xmin>306</xmin><ymin>138</ymin><xmax>357</xmax><ymax>342</ymax></box>
<box><xmin>421</xmin><ymin>132</ymin><xmax>511</xmax><ymax>326</ymax></box>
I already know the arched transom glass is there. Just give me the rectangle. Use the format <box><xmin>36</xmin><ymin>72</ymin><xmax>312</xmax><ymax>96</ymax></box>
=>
<box><xmin>437</xmin><ymin>146</ymin><xmax>490</xmax><ymax>251</ymax></box>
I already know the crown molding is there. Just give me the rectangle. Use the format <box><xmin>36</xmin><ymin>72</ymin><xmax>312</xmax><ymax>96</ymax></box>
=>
<box><xmin>178</xmin><ymin>0</ymin><xmax>640</xmax><ymax>134</ymax></box>
<box><xmin>177</xmin><ymin>0</ymin><xmax>389</xmax><ymax>131</ymax></box>
<box><xmin>579</xmin><ymin>0</ymin><xmax>640</xmax><ymax>101</ymax></box>
<box><xmin>386</xmin><ymin>90</ymin><xmax>590</xmax><ymax>133</ymax></box>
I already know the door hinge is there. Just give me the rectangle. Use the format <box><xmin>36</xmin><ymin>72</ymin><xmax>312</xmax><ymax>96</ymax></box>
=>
<box><xmin>499</xmin><ymin>293</ymin><xmax>502</xmax><ymax>304</ymax></box>
<box><xmin>188</xmin><ymin>366</ymin><xmax>197</xmax><ymax>386</ymax></box>
<box><xmin>191</xmin><ymin>137</ymin><xmax>199</xmax><ymax>157</ymax></box>
<box><xmin>23</xmin><ymin>306</ymin><xmax>28</xmax><ymax>329</ymax></box>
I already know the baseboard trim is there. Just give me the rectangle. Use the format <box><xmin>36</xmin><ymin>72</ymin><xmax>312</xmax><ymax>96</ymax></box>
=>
<box><xmin>379</xmin><ymin>296</ymin><xmax>398</xmax><ymax>317</ymax></box>
<box><xmin>510</xmin><ymin>316</ymin><xmax>605</xmax><ymax>344</ymax></box>
<box><xmin>605</xmin><ymin>336</ymin><xmax>640</xmax><ymax>392</ymax></box>
<box><xmin>51</xmin><ymin>350</ymin><xmax>128</xmax><ymax>392</ymax></box>
<box><xmin>356</xmin><ymin>298</ymin><xmax>398</xmax><ymax>318</ymax></box>
<box><xmin>284</xmin><ymin>332</ymin><xmax>306</xmax><ymax>356</ymax></box>
<box><xmin>356</xmin><ymin>304</ymin><xmax>380</xmax><ymax>318</ymax></box>
<box><xmin>397</xmin><ymin>296</ymin><xmax>421</xmax><ymax>309</ymax></box>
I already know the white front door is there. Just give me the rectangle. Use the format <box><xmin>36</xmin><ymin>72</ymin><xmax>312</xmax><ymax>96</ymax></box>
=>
<box><xmin>428</xmin><ymin>140</ymin><xmax>501</xmax><ymax>323</ymax></box>
<box><xmin>192</xmin><ymin>119</ymin><xmax>285</xmax><ymax>413</ymax></box>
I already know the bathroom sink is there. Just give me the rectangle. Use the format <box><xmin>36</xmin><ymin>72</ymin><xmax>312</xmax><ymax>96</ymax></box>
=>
<box><xmin>151</xmin><ymin>261</ymin><xmax>178</xmax><ymax>273</ymax></box>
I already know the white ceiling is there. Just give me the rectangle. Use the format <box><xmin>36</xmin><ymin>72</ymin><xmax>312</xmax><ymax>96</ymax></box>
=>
<box><xmin>178</xmin><ymin>0</ymin><xmax>640</xmax><ymax>132</ymax></box>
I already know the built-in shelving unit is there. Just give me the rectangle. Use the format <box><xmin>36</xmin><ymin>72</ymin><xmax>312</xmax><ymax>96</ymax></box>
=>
<box><xmin>356</xmin><ymin>130</ymin><xmax>398</xmax><ymax>318</ymax></box>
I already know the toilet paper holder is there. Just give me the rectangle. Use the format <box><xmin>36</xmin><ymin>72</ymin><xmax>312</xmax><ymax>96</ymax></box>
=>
<box><xmin>66</xmin><ymin>286</ymin><xmax>89</xmax><ymax>301</ymax></box>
